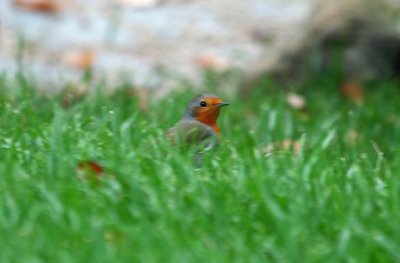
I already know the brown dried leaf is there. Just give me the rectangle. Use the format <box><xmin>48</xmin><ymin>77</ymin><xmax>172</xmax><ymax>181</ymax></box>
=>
<box><xmin>196</xmin><ymin>54</ymin><xmax>228</xmax><ymax>70</ymax></box>
<box><xmin>14</xmin><ymin>0</ymin><xmax>60</xmax><ymax>13</ymax></box>
<box><xmin>76</xmin><ymin>160</ymin><xmax>105</xmax><ymax>184</ymax></box>
<box><xmin>340</xmin><ymin>82</ymin><xmax>364</xmax><ymax>103</ymax></box>
<box><xmin>64</xmin><ymin>50</ymin><xmax>96</xmax><ymax>70</ymax></box>
<box><xmin>77</xmin><ymin>160</ymin><xmax>104</xmax><ymax>174</ymax></box>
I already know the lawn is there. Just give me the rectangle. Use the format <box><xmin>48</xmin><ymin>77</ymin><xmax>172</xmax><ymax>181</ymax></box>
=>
<box><xmin>0</xmin><ymin>73</ymin><xmax>400</xmax><ymax>262</ymax></box>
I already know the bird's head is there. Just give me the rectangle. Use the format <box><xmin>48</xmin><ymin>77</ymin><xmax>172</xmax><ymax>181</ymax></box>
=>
<box><xmin>185</xmin><ymin>94</ymin><xmax>229</xmax><ymax>132</ymax></box>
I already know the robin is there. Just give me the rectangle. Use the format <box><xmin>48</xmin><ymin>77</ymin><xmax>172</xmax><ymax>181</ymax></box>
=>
<box><xmin>167</xmin><ymin>94</ymin><xmax>229</xmax><ymax>154</ymax></box>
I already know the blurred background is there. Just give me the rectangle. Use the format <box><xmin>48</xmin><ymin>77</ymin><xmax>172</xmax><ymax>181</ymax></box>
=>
<box><xmin>0</xmin><ymin>0</ymin><xmax>399</xmax><ymax>93</ymax></box>
<box><xmin>1</xmin><ymin>3</ymin><xmax>400</xmax><ymax>261</ymax></box>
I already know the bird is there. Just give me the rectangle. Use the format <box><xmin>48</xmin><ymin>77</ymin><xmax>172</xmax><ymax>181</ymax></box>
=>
<box><xmin>167</xmin><ymin>93</ymin><xmax>229</xmax><ymax>156</ymax></box>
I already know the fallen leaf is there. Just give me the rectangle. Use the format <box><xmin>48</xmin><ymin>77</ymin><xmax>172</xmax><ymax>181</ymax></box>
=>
<box><xmin>13</xmin><ymin>0</ymin><xmax>59</xmax><ymax>13</ymax></box>
<box><xmin>77</xmin><ymin>160</ymin><xmax>104</xmax><ymax>180</ymax></box>
<box><xmin>64</xmin><ymin>50</ymin><xmax>96</xmax><ymax>70</ymax></box>
<box><xmin>286</xmin><ymin>92</ymin><xmax>306</xmax><ymax>110</ymax></box>
<box><xmin>76</xmin><ymin>160</ymin><xmax>106</xmax><ymax>184</ymax></box>
<box><xmin>340</xmin><ymin>82</ymin><xmax>364</xmax><ymax>103</ymax></box>
<box><xmin>196</xmin><ymin>53</ymin><xmax>228</xmax><ymax>70</ymax></box>
<box><xmin>77</xmin><ymin>160</ymin><xmax>104</xmax><ymax>174</ymax></box>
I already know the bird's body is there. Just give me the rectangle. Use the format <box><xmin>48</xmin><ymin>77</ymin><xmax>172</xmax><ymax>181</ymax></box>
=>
<box><xmin>167</xmin><ymin>119</ymin><xmax>217</xmax><ymax>151</ymax></box>
<box><xmin>167</xmin><ymin>94</ymin><xmax>228</xmax><ymax>153</ymax></box>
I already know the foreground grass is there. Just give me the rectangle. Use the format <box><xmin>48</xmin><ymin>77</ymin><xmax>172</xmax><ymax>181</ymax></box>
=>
<box><xmin>0</xmin><ymin>74</ymin><xmax>400</xmax><ymax>262</ymax></box>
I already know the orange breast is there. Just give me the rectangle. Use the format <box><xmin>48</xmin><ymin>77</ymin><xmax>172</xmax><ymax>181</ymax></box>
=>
<box><xmin>194</xmin><ymin>108</ymin><xmax>221</xmax><ymax>133</ymax></box>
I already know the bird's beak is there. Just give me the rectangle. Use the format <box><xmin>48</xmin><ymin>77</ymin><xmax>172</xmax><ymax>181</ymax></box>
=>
<box><xmin>217</xmin><ymin>102</ymin><xmax>229</xmax><ymax>107</ymax></box>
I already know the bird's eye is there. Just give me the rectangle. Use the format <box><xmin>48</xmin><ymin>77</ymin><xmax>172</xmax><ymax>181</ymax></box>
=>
<box><xmin>200</xmin><ymin>101</ymin><xmax>207</xmax><ymax>107</ymax></box>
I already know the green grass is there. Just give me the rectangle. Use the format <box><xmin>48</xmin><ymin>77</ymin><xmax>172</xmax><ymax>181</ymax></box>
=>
<box><xmin>1</xmin><ymin>73</ymin><xmax>400</xmax><ymax>263</ymax></box>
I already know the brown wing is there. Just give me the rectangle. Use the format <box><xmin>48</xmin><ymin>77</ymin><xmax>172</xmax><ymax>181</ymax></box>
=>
<box><xmin>167</xmin><ymin>120</ymin><xmax>218</xmax><ymax>151</ymax></box>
